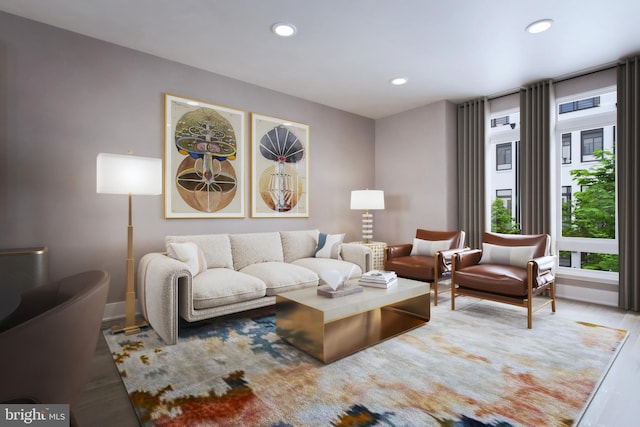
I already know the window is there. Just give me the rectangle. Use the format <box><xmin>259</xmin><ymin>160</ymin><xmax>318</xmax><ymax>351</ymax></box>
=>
<box><xmin>496</xmin><ymin>143</ymin><xmax>512</xmax><ymax>171</ymax></box>
<box><xmin>581</xmin><ymin>128</ymin><xmax>603</xmax><ymax>162</ymax></box>
<box><xmin>559</xmin><ymin>96</ymin><xmax>601</xmax><ymax>114</ymax></box>
<box><xmin>562</xmin><ymin>133</ymin><xmax>572</xmax><ymax>164</ymax></box>
<box><xmin>555</xmin><ymin>89</ymin><xmax>618</xmax><ymax>276</ymax></box>
<box><xmin>491</xmin><ymin>115</ymin><xmax>510</xmax><ymax>128</ymax></box>
<box><xmin>488</xmin><ymin>109</ymin><xmax>519</xmax><ymax>235</ymax></box>
<box><xmin>496</xmin><ymin>189</ymin><xmax>512</xmax><ymax>211</ymax></box>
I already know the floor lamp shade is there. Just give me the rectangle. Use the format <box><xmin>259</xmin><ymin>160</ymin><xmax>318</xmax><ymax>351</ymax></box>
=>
<box><xmin>350</xmin><ymin>190</ymin><xmax>385</xmax><ymax>243</ymax></box>
<box><xmin>96</xmin><ymin>153</ymin><xmax>162</xmax><ymax>195</ymax></box>
<box><xmin>96</xmin><ymin>152</ymin><xmax>162</xmax><ymax>335</ymax></box>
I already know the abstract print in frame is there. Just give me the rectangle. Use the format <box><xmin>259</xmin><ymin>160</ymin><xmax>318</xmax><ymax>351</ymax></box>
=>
<box><xmin>251</xmin><ymin>113</ymin><xmax>309</xmax><ymax>218</ymax></box>
<box><xmin>164</xmin><ymin>94</ymin><xmax>245</xmax><ymax>218</ymax></box>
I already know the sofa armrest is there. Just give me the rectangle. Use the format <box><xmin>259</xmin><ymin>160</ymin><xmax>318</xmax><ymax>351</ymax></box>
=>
<box><xmin>452</xmin><ymin>249</ymin><xmax>483</xmax><ymax>270</ymax></box>
<box><xmin>437</xmin><ymin>247</ymin><xmax>470</xmax><ymax>272</ymax></box>
<box><xmin>340</xmin><ymin>243</ymin><xmax>373</xmax><ymax>273</ymax></box>
<box><xmin>386</xmin><ymin>243</ymin><xmax>413</xmax><ymax>259</ymax></box>
<box><xmin>137</xmin><ymin>252</ymin><xmax>190</xmax><ymax>345</ymax></box>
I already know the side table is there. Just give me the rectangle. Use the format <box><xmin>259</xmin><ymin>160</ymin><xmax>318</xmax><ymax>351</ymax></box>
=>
<box><xmin>348</xmin><ymin>241</ymin><xmax>387</xmax><ymax>271</ymax></box>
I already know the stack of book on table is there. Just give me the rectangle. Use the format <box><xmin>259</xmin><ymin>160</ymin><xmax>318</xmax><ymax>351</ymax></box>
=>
<box><xmin>359</xmin><ymin>270</ymin><xmax>398</xmax><ymax>288</ymax></box>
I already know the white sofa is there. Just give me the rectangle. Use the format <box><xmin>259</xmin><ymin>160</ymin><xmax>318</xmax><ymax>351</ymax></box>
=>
<box><xmin>138</xmin><ymin>229</ymin><xmax>372</xmax><ymax>344</ymax></box>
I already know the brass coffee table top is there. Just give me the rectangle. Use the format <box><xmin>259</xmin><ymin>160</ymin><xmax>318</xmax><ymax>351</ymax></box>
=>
<box><xmin>276</xmin><ymin>277</ymin><xmax>430</xmax><ymax>362</ymax></box>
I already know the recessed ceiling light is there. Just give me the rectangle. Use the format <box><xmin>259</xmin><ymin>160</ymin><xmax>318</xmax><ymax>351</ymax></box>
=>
<box><xmin>390</xmin><ymin>77</ymin><xmax>408</xmax><ymax>86</ymax></box>
<box><xmin>526</xmin><ymin>19</ymin><xmax>553</xmax><ymax>34</ymax></box>
<box><xmin>272</xmin><ymin>23</ymin><xmax>297</xmax><ymax>37</ymax></box>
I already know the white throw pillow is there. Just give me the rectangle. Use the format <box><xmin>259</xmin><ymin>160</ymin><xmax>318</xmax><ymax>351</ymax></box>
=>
<box><xmin>479</xmin><ymin>243</ymin><xmax>537</xmax><ymax>268</ymax></box>
<box><xmin>409</xmin><ymin>238</ymin><xmax>451</xmax><ymax>256</ymax></box>
<box><xmin>167</xmin><ymin>242</ymin><xmax>208</xmax><ymax>276</ymax></box>
<box><xmin>314</xmin><ymin>233</ymin><xmax>345</xmax><ymax>259</ymax></box>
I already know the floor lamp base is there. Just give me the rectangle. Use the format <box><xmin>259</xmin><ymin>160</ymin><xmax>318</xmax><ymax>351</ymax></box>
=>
<box><xmin>111</xmin><ymin>319</ymin><xmax>149</xmax><ymax>335</ymax></box>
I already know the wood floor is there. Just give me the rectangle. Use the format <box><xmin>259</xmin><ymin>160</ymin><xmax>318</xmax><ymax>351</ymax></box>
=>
<box><xmin>74</xmin><ymin>298</ymin><xmax>640</xmax><ymax>426</ymax></box>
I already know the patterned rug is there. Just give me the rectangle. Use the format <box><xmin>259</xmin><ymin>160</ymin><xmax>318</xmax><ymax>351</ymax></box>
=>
<box><xmin>104</xmin><ymin>298</ymin><xmax>628</xmax><ymax>426</ymax></box>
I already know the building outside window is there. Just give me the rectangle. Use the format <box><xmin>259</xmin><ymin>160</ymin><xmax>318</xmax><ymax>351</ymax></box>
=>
<box><xmin>562</xmin><ymin>133</ymin><xmax>572</xmax><ymax>164</ymax></box>
<box><xmin>581</xmin><ymin>128</ymin><xmax>604</xmax><ymax>162</ymax></box>
<box><xmin>496</xmin><ymin>142</ymin><xmax>512</xmax><ymax>171</ymax></box>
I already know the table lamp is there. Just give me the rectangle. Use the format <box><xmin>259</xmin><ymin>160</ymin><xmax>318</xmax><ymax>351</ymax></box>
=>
<box><xmin>97</xmin><ymin>152</ymin><xmax>162</xmax><ymax>334</ymax></box>
<box><xmin>350</xmin><ymin>190</ymin><xmax>385</xmax><ymax>243</ymax></box>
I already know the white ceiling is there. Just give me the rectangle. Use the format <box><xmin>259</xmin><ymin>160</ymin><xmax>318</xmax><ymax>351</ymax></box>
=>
<box><xmin>1</xmin><ymin>0</ymin><xmax>639</xmax><ymax>119</ymax></box>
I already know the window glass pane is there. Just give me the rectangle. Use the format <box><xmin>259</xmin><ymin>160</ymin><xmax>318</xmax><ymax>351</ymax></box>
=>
<box><xmin>581</xmin><ymin>128</ymin><xmax>603</xmax><ymax>162</ymax></box>
<box><xmin>496</xmin><ymin>142</ymin><xmax>512</xmax><ymax>170</ymax></box>
<box><xmin>562</xmin><ymin>133</ymin><xmax>571</xmax><ymax>164</ymax></box>
<box><xmin>488</xmin><ymin>111</ymin><xmax>520</xmax><ymax>234</ymax></box>
<box><xmin>560</xmin><ymin>251</ymin><xmax>619</xmax><ymax>272</ymax></box>
<box><xmin>556</xmin><ymin>89</ymin><xmax>618</xmax><ymax>275</ymax></box>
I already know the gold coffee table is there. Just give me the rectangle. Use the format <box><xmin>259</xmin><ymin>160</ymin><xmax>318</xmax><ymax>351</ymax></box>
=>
<box><xmin>275</xmin><ymin>278</ymin><xmax>430</xmax><ymax>363</ymax></box>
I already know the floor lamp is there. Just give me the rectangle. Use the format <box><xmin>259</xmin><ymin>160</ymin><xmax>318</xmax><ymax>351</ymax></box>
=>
<box><xmin>350</xmin><ymin>189</ymin><xmax>385</xmax><ymax>243</ymax></box>
<box><xmin>97</xmin><ymin>153</ymin><xmax>162</xmax><ymax>335</ymax></box>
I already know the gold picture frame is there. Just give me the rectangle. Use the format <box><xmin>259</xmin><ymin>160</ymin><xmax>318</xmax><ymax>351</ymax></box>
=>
<box><xmin>164</xmin><ymin>94</ymin><xmax>246</xmax><ymax>218</ymax></box>
<box><xmin>250</xmin><ymin>113</ymin><xmax>309</xmax><ymax>218</ymax></box>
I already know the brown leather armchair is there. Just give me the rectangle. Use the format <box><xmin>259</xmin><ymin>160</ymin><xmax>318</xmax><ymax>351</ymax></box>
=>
<box><xmin>385</xmin><ymin>229</ymin><xmax>466</xmax><ymax>305</ymax></box>
<box><xmin>0</xmin><ymin>270</ymin><xmax>110</xmax><ymax>426</ymax></box>
<box><xmin>451</xmin><ymin>232</ymin><xmax>556</xmax><ymax>328</ymax></box>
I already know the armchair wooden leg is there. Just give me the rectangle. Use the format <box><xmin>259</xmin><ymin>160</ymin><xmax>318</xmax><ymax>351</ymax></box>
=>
<box><xmin>550</xmin><ymin>280</ymin><xmax>557</xmax><ymax>312</ymax></box>
<box><xmin>451</xmin><ymin>280</ymin><xmax>456</xmax><ymax>310</ymax></box>
<box><xmin>433</xmin><ymin>275</ymin><xmax>439</xmax><ymax>306</ymax></box>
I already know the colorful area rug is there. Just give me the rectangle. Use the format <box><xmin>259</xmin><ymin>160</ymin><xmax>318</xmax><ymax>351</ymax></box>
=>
<box><xmin>104</xmin><ymin>299</ymin><xmax>628</xmax><ymax>426</ymax></box>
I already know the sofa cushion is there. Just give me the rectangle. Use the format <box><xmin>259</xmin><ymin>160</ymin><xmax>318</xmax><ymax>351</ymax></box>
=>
<box><xmin>280</xmin><ymin>229</ymin><xmax>319</xmax><ymax>263</ymax></box>
<box><xmin>292</xmin><ymin>257</ymin><xmax>362</xmax><ymax>285</ymax></box>
<box><xmin>455</xmin><ymin>264</ymin><xmax>528</xmax><ymax>296</ymax></box>
<box><xmin>314</xmin><ymin>233</ymin><xmax>345</xmax><ymax>259</ymax></box>
<box><xmin>166</xmin><ymin>234</ymin><xmax>233</xmax><ymax>269</ymax></box>
<box><xmin>479</xmin><ymin>243</ymin><xmax>537</xmax><ymax>268</ymax></box>
<box><xmin>230</xmin><ymin>232</ymin><xmax>284</xmax><ymax>270</ymax></box>
<box><xmin>409</xmin><ymin>238</ymin><xmax>451</xmax><ymax>256</ymax></box>
<box><xmin>167</xmin><ymin>242</ymin><xmax>207</xmax><ymax>276</ymax></box>
<box><xmin>240</xmin><ymin>262</ymin><xmax>318</xmax><ymax>296</ymax></box>
<box><xmin>385</xmin><ymin>255</ymin><xmax>435</xmax><ymax>282</ymax></box>
<box><xmin>191</xmin><ymin>268</ymin><xmax>266</xmax><ymax>310</ymax></box>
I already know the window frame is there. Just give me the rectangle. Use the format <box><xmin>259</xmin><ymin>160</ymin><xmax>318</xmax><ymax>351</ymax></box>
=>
<box><xmin>554</xmin><ymin>88</ymin><xmax>618</xmax><ymax>282</ymax></box>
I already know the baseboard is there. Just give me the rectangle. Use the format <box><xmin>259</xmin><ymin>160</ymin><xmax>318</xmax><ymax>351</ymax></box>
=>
<box><xmin>103</xmin><ymin>300</ymin><xmax>143</xmax><ymax>321</ymax></box>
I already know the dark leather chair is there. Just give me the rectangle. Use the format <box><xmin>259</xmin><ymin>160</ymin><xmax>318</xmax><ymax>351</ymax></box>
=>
<box><xmin>385</xmin><ymin>229</ymin><xmax>466</xmax><ymax>305</ymax></box>
<box><xmin>0</xmin><ymin>270</ymin><xmax>110</xmax><ymax>426</ymax></box>
<box><xmin>451</xmin><ymin>232</ymin><xmax>556</xmax><ymax>328</ymax></box>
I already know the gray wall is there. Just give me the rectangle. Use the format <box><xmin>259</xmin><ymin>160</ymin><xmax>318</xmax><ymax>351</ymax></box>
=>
<box><xmin>0</xmin><ymin>12</ymin><xmax>378</xmax><ymax>303</ymax></box>
<box><xmin>374</xmin><ymin>100</ymin><xmax>459</xmax><ymax>246</ymax></box>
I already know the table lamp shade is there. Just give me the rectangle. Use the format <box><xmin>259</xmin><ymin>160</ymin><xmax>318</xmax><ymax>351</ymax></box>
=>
<box><xmin>96</xmin><ymin>153</ymin><xmax>162</xmax><ymax>195</ymax></box>
<box><xmin>350</xmin><ymin>190</ymin><xmax>385</xmax><ymax>210</ymax></box>
<box><xmin>350</xmin><ymin>190</ymin><xmax>384</xmax><ymax>243</ymax></box>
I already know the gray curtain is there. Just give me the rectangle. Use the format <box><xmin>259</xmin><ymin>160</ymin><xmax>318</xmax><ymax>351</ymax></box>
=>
<box><xmin>457</xmin><ymin>98</ymin><xmax>486</xmax><ymax>249</ymax></box>
<box><xmin>617</xmin><ymin>56</ymin><xmax>640</xmax><ymax>311</ymax></box>
<box><xmin>519</xmin><ymin>81</ymin><xmax>553</xmax><ymax>235</ymax></box>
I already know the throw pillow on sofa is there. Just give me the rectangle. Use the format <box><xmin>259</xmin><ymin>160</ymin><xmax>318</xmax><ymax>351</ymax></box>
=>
<box><xmin>167</xmin><ymin>242</ymin><xmax>207</xmax><ymax>276</ymax></box>
<box><xmin>314</xmin><ymin>233</ymin><xmax>345</xmax><ymax>259</ymax></box>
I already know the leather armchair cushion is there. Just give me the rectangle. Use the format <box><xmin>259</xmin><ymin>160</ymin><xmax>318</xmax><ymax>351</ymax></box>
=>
<box><xmin>384</xmin><ymin>255</ymin><xmax>435</xmax><ymax>281</ymax></box>
<box><xmin>454</xmin><ymin>264</ymin><xmax>528</xmax><ymax>296</ymax></box>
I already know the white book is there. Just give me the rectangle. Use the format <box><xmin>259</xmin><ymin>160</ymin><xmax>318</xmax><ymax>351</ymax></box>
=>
<box><xmin>359</xmin><ymin>278</ymin><xmax>398</xmax><ymax>288</ymax></box>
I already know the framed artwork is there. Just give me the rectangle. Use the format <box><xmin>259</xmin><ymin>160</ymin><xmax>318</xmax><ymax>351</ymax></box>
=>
<box><xmin>251</xmin><ymin>113</ymin><xmax>310</xmax><ymax>218</ymax></box>
<box><xmin>164</xmin><ymin>94</ymin><xmax>246</xmax><ymax>218</ymax></box>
